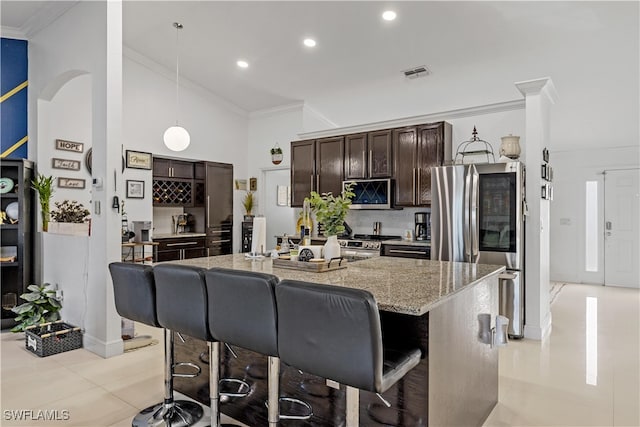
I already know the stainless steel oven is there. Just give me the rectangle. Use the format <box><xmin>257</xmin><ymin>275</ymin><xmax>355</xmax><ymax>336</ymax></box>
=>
<box><xmin>338</xmin><ymin>234</ymin><xmax>400</xmax><ymax>261</ymax></box>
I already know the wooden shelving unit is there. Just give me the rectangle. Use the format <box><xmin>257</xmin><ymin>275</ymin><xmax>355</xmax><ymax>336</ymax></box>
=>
<box><xmin>1</xmin><ymin>159</ymin><xmax>34</xmax><ymax>330</ymax></box>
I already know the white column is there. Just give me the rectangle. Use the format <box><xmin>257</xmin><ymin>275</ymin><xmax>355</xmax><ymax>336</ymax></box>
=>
<box><xmin>515</xmin><ymin>77</ymin><xmax>558</xmax><ymax>340</ymax></box>
<box><xmin>84</xmin><ymin>0</ymin><xmax>124</xmax><ymax>357</ymax></box>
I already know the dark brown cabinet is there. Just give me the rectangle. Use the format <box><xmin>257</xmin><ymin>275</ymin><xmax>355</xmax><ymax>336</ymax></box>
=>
<box><xmin>393</xmin><ymin>122</ymin><xmax>451</xmax><ymax>206</ymax></box>
<box><xmin>381</xmin><ymin>243</ymin><xmax>430</xmax><ymax>259</ymax></box>
<box><xmin>204</xmin><ymin>162</ymin><xmax>233</xmax><ymax>255</ymax></box>
<box><xmin>1</xmin><ymin>159</ymin><xmax>33</xmax><ymax>330</ymax></box>
<box><xmin>153</xmin><ymin>158</ymin><xmax>194</xmax><ymax>179</ymax></box>
<box><xmin>315</xmin><ymin>136</ymin><xmax>344</xmax><ymax>196</ymax></box>
<box><xmin>291</xmin><ymin>140</ymin><xmax>316</xmax><ymax>207</ymax></box>
<box><xmin>156</xmin><ymin>236</ymin><xmax>206</xmax><ymax>262</ymax></box>
<box><xmin>345</xmin><ymin>130</ymin><xmax>392</xmax><ymax>180</ymax></box>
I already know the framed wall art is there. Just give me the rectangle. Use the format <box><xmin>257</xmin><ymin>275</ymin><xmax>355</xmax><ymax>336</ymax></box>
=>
<box><xmin>52</xmin><ymin>158</ymin><xmax>81</xmax><ymax>171</ymax></box>
<box><xmin>125</xmin><ymin>150</ymin><xmax>152</xmax><ymax>170</ymax></box>
<box><xmin>56</xmin><ymin>139</ymin><xmax>84</xmax><ymax>153</ymax></box>
<box><xmin>126</xmin><ymin>180</ymin><xmax>145</xmax><ymax>198</ymax></box>
<box><xmin>58</xmin><ymin>177</ymin><xmax>86</xmax><ymax>189</ymax></box>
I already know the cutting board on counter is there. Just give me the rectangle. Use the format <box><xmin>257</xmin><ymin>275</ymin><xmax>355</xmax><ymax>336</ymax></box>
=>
<box><xmin>272</xmin><ymin>257</ymin><xmax>347</xmax><ymax>273</ymax></box>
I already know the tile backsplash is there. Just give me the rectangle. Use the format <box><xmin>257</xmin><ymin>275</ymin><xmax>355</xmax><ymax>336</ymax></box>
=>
<box><xmin>152</xmin><ymin>207</ymin><xmax>184</xmax><ymax>234</ymax></box>
<box><xmin>345</xmin><ymin>207</ymin><xmax>430</xmax><ymax>238</ymax></box>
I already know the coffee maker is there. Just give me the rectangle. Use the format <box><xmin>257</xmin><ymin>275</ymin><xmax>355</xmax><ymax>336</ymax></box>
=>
<box><xmin>415</xmin><ymin>212</ymin><xmax>431</xmax><ymax>241</ymax></box>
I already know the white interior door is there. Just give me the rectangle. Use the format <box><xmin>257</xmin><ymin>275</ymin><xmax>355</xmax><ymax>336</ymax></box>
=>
<box><xmin>262</xmin><ymin>168</ymin><xmax>295</xmax><ymax>249</ymax></box>
<box><xmin>604</xmin><ymin>169</ymin><xmax>640</xmax><ymax>288</ymax></box>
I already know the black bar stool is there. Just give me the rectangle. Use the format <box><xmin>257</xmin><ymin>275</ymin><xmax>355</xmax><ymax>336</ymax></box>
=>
<box><xmin>154</xmin><ymin>264</ymin><xmax>249</xmax><ymax>427</ymax></box>
<box><xmin>205</xmin><ymin>268</ymin><xmax>313</xmax><ymax>426</ymax></box>
<box><xmin>276</xmin><ymin>279</ymin><xmax>422</xmax><ymax>426</ymax></box>
<box><xmin>108</xmin><ymin>262</ymin><xmax>203</xmax><ymax>427</ymax></box>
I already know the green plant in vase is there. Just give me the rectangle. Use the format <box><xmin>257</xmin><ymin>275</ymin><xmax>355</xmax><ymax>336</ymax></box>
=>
<box><xmin>242</xmin><ymin>191</ymin><xmax>255</xmax><ymax>217</ymax></box>
<box><xmin>305</xmin><ymin>182</ymin><xmax>355</xmax><ymax>237</ymax></box>
<box><xmin>50</xmin><ymin>200</ymin><xmax>91</xmax><ymax>223</ymax></box>
<box><xmin>10</xmin><ymin>283</ymin><xmax>62</xmax><ymax>332</ymax></box>
<box><xmin>31</xmin><ymin>174</ymin><xmax>54</xmax><ymax>232</ymax></box>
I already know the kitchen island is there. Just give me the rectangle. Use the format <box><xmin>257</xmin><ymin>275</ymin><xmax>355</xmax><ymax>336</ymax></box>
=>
<box><xmin>164</xmin><ymin>254</ymin><xmax>504</xmax><ymax>426</ymax></box>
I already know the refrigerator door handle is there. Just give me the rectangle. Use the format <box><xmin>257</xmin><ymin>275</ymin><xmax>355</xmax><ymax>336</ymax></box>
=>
<box><xmin>464</xmin><ymin>167</ymin><xmax>472</xmax><ymax>261</ymax></box>
<box><xmin>471</xmin><ymin>166</ymin><xmax>479</xmax><ymax>261</ymax></box>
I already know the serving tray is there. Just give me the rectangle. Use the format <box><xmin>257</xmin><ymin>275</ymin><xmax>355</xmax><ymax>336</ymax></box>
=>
<box><xmin>272</xmin><ymin>257</ymin><xmax>347</xmax><ymax>273</ymax></box>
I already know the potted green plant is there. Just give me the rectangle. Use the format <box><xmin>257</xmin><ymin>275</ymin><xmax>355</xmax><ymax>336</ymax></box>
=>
<box><xmin>270</xmin><ymin>144</ymin><xmax>283</xmax><ymax>165</ymax></box>
<box><xmin>31</xmin><ymin>174</ymin><xmax>54</xmax><ymax>232</ymax></box>
<box><xmin>10</xmin><ymin>283</ymin><xmax>62</xmax><ymax>332</ymax></box>
<box><xmin>48</xmin><ymin>200</ymin><xmax>91</xmax><ymax>236</ymax></box>
<box><xmin>305</xmin><ymin>183</ymin><xmax>355</xmax><ymax>259</ymax></box>
<box><xmin>242</xmin><ymin>191</ymin><xmax>255</xmax><ymax>220</ymax></box>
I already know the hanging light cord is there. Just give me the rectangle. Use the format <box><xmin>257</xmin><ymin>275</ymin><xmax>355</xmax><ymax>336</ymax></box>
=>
<box><xmin>174</xmin><ymin>22</ymin><xmax>183</xmax><ymax>126</ymax></box>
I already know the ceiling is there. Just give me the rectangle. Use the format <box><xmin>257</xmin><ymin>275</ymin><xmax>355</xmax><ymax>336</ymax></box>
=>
<box><xmin>1</xmin><ymin>1</ymin><xmax>635</xmax><ymax>114</ymax></box>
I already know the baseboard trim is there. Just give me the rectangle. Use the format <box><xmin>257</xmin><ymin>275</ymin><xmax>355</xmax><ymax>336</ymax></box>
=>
<box><xmin>524</xmin><ymin>312</ymin><xmax>553</xmax><ymax>341</ymax></box>
<box><xmin>83</xmin><ymin>333</ymin><xmax>123</xmax><ymax>358</ymax></box>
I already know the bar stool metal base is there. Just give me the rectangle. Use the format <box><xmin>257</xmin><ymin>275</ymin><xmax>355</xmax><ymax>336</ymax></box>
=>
<box><xmin>133</xmin><ymin>400</ymin><xmax>204</xmax><ymax>427</ymax></box>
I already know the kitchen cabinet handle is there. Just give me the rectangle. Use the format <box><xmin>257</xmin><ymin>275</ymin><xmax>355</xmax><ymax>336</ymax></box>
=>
<box><xmin>207</xmin><ymin>196</ymin><xmax>210</xmax><ymax>227</ymax></box>
<box><xmin>208</xmin><ymin>239</ymin><xmax>231</xmax><ymax>244</ymax></box>
<box><xmin>362</xmin><ymin>151</ymin><xmax>366</xmax><ymax>176</ymax></box>
<box><xmin>369</xmin><ymin>150</ymin><xmax>372</xmax><ymax>175</ymax></box>
<box><xmin>388</xmin><ymin>249</ymin><xmax>427</xmax><ymax>255</ymax></box>
<box><xmin>166</xmin><ymin>241</ymin><xmax>200</xmax><ymax>247</ymax></box>
<box><xmin>208</xmin><ymin>230</ymin><xmax>225</xmax><ymax>235</ymax></box>
<box><xmin>310</xmin><ymin>175</ymin><xmax>314</xmax><ymax>191</ymax></box>
<box><xmin>316</xmin><ymin>174</ymin><xmax>319</xmax><ymax>192</ymax></box>
<box><xmin>412</xmin><ymin>168</ymin><xmax>417</xmax><ymax>205</ymax></box>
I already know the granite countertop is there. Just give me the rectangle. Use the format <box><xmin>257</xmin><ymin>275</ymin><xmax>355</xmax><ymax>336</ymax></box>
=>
<box><xmin>162</xmin><ymin>254</ymin><xmax>504</xmax><ymax>316</ymax></box>
<box><xmin>153</xmin><ymin>232</ymin><xmax>207</xmax><ymax>239</ymax></box>
<box><xmin>382</xmin><ymin>239</ymin><xmax>431</xmax><ymax>247</ymax></box>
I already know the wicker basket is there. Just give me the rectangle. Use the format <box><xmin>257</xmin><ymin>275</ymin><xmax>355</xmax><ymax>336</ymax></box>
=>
<box><xmin>24</xmin><ymin>320</ymin><xmax>83</xmax><ymax>357</ymax></box>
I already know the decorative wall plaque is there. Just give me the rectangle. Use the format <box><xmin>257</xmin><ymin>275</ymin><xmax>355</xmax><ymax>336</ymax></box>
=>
<box><xmin>52</xmin><ymin>158</ymin><xmax>81</xmax><ymax>171</ymax></box>
<box><xmin>58</xmin><ymin>177</ymin><xmax>86</xmax><ymax>189</ymax></box>
<box><xmin>55</xmin><ymin>139</ymin><xmax>84</xmax><ymax>153</ymax></box>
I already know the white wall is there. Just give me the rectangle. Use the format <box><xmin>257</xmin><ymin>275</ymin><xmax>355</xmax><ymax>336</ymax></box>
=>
<box><xmin>36</xmin><ymin>74</ymin><xmax>93</xmax><ymax>213</ymax></box>
<box><xmin>123</xmin><ymin>55</ymin><xmax>249</xmax><ymax>242</ymax></box>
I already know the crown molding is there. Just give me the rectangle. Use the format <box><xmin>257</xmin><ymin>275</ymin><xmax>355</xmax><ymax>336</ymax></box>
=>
<box><xmin>0</xmin><ymin>26</ymin><xmax>27</xmax><ymax>40</ymax></box>
<box><xmin>303</xmin><ymin>103</ymin><xmax>340</xmax><ymax>129</ymax></box>
<box><xmin>22</xmin><ymin>1</ymin><xmax>78</xmax><ymax>39</ymax></box>
<box><xmin>123</xmin><ymin>45</ymin><xmax>248</xmax><ymax>118</ymax></box>
<box><xmin>249</xmin><ymin>102</ymin><xmax>304</xmax><ymax>119</ymax></box>
<box><xmin>515</xmin><ymin>77</ymin><xmax>559</xmax><ymax>104</ymax></box>
<box><xmin>297</xmin><ymin>99</ymin><xmax>525</xmax><ymax>140</ymax></box>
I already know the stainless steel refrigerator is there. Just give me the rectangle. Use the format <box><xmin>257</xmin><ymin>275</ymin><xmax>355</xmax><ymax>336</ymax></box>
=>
<box><xmin>431</xmin><ymin>161</ymin><xmax>526</xmax><ymax>338</ymax></box>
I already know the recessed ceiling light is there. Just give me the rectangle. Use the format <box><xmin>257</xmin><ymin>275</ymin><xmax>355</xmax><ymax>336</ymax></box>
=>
<box><xmin>303</xmin><ymin>38</ymin><xmax>316</xmax><ymax>48</ymax></box>
<box><xmin>382</xmin><ymin>10</ymin><xmax>397</xmax><ymax>21</ymax></box>
<box><xmin>237</xmin><ymin>60</ymin><xmax>249</xmax><ymax>68</ymax></box>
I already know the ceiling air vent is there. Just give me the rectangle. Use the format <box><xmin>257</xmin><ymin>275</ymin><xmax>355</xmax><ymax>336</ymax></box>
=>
<box><xmin>403</xmin><ymin>65</ymin><xmax>431</xmax><ymax>79</ymax></box>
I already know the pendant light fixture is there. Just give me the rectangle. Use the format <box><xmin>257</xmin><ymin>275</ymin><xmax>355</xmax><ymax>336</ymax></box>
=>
<box><xmin>164</xmin><ymin>22</ymin><xmax>190</xmax><ymax>152</ymax></box>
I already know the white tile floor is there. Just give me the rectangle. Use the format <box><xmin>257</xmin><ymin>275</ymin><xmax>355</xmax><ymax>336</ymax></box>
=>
<box><xmin>1</xmin><ymin>283</ymin><xmax>638</xmax><ymax>426</ymax></box>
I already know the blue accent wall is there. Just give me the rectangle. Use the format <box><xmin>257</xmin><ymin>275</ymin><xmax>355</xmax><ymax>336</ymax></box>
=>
<box><xmin>1</xmin><ymin>38</ymin><xmax>28</xmax><ymax>159</ymax></box>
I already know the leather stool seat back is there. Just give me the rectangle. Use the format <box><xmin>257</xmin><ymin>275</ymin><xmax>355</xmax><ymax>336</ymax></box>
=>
<box><xmin>205</xmin><ymin>268</ymin><xmax>279</xmax><ymax>357</ymax></box>
<box><xmin>154</xmin><ymin>264</ymin><xmax>211</xmax><ymax>341</ymax></box>
<box><xmin>109</xmin><ymin>262</ymin><xmax>159</xmax><ymax>327</ymax></box>
<box><xmin>276</xmin><ymin>280</ymin><xmax>384</xmax><ymax>392</ymax></box>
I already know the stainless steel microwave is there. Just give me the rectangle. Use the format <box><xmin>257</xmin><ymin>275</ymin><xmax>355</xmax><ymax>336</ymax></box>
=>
<box><xmin>344</xmin><ymin>179</ymin><xmax>393</xmax><ymax>209</ymax></box>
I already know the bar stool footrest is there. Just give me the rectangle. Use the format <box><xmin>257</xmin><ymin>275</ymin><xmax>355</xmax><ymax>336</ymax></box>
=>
<box><xmin>220</xmin><ymin>378</ymin><xmax>251</xmax><ymax>398</ymax></box>
<box><xmin>273</xmin><ymin>397</ymin><xmax>313</xmax><ymax>420</ymax></box>
<box><xmin>173</xmin><ymin>361</ymin><xmax>202</xmax><ymax>378</ymax></box>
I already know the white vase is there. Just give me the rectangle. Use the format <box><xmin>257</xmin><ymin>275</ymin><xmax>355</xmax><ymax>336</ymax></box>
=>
<box><xmin>323</xmin><ymin>235</ymin><xmax>341</xmax><ymax>260</ymax></box>
<box><xmin>500</xmin><ymin>134</ymin><xmax>521</xmax><ymax>159</ymax></box>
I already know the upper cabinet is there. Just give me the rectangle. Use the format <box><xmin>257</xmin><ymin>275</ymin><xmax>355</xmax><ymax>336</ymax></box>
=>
<box><xmin>291</xmin><ymin>140</ymin><xmax>316</xmax><ymax>207</ymax></box>
<box><xmin>315</xmin><ymin>136</ymin><xmax>344</xmax><ymax>196</ymax></box>
<box><xmin>344</xmin><ymin>130</ymin><xmax>392</xmax><ymax>180</ymax></box>
<box><xmin>291</xmin><ymin>137</ymin><xmax>344</xmax><ymax>208</ymax></box>
<box><xmin>153</xmin><ymin>158</ymin><xmax>194</xmax><ymax>179</ymax></box>
<box><xmin>393</xmin><ymin>122</ymin><xmax>451</xmax><ymax>207</ymax></box>
<box><xmin>291</xmin><ymin>121</ymin><xmax>450</xmax><ymax>208</ymax></box>
<box><xmin>153</xmin><ymin>157</ymin><xmax>195</xmax><ymax>206</ymax></box>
